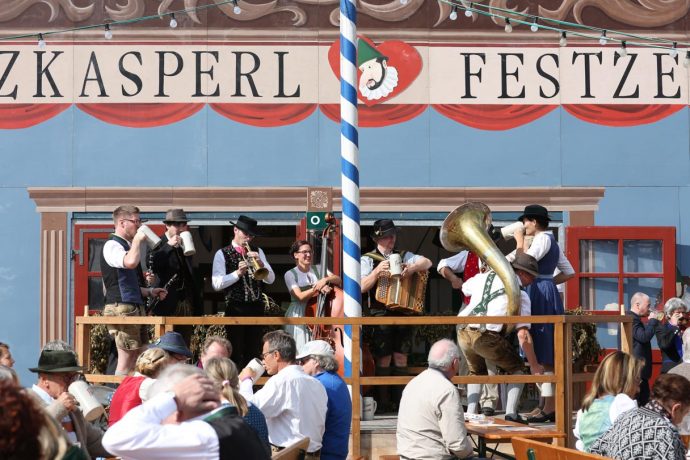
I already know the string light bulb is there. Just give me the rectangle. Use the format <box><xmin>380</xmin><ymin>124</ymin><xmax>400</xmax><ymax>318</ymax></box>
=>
<box><xmin>465</xmin><ymin>2</ymin><xmax>473</xmax><ymax>17</ymax></box>
<box><xmin>670</xmin><ymin>42</ymin><xmax>678</xmax><ymax>58</ymax></box>
<box><xmin>104</xmin><ymin>24</ymin><xmax>112</xmax><ymax>40</ymax></box>
<box><xmin>169</xmin><ymin>13</ymin><xmax>178</xmax><ymax>28</ymax></box>
<box><xmin>232</xmin><ymin>0</ymin><xmax>241</xmax><ymax>14</ymax></box>
<box><xmin>530</xmin><ymin>18</ymin><xmax>539</xmax><ymax>33</ymax></box>
<box><xmin>599</xmin><ymin>30</ymin><xmax>608</xmax><ymax>46</ymax></box>
<box><xmin>619</xmin><ymin>41</ymin><xmax>628</xmax><ymax>57</ymax></box>
<box><xmin>504</xmin><ymin>18</ymin><xmax>512</xmax><ymax>33</ymax></box>
<box><xmin>559</xmin><ymin>31</ymin><xmax>567</xmax><ymax>47</ymax></box>
<box><xmin>37</xmin><ymin>33</ymin><xmax>46</xmax><ymax>49</ymax></box>
<box><xmin>449</xmin><ymin>6</ymin><xmax>458</xmax><ymax>21</ymax></box>
<box><xmin>400</xmin><ymin>0</ymin><xmax>408</xmax><ymax>4</ymax></box>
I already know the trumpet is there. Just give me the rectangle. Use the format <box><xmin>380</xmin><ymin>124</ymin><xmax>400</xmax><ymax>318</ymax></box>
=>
<box><xmin>242</xmin><ymin>242</ymin><xmax>269</xmax><ymax>281</ymax></box>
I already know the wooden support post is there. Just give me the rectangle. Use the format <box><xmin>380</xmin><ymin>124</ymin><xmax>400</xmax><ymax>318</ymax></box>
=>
<box><xmin>563</xmin><ymin>321</ymin><xmax>574</xmax><ymax>448</ymax></box>
<box><xmin>554</xmin><ymin>320</ymin><xmax>567</xmax><ymax>447</ymax></box>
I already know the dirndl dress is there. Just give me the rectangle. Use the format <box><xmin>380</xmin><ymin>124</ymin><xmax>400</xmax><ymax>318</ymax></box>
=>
<box><xmin>526</xmin><ymin>233</ymin><xmax>564</xmax><ymax>366</ymax></box>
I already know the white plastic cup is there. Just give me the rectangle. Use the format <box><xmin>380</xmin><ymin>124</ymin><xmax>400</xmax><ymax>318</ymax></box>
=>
<box><xmin>68</xmin><ymin>381</ymin><xmax>105</xmax><ymax>422</ymax></box>
<box><xmin>137</xmin><ymin>225</ymin><xmax>161</xmax><ymax>248</ymax></box>
<box><xmin>245</xmin><ymin>357</ymin><xmax>266</xmax><ymax>381</ymax></box>
<box><xmin>500</xmin><ymin>222</ymin><xmax>525</xmax><ymax>239</ymax></box>
<box><xmin>362</xmin><ymin>396</ymin><xmax>377</xmax><ymax>421</ymax></box>
<box><xmin>180</xmin><ymin>231</ymin><xmax>196</xmax><ymax>256</ymax></box>
<box><xmin>388</xmin><ymin>254</ymin><xmax>403</xmax><ymax>277</ymax></box>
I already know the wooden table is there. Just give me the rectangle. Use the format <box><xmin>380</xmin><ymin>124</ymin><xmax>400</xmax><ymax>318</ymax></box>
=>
<box><xmin>465</xmin><ymin>418</ymin><xmax>566</xmax><ymax>459</ymax></box>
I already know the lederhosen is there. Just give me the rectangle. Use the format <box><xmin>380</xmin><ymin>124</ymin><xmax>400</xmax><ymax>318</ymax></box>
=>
<box><xmin>221</xmin><ymin>244</ymin><xmax>265</xmax><ymax>367</ymax></box>
<box><xmin>204</xmin><ymin>405</ymin><xmax>271</xmax><ymax>460</ymax></box>
<box><xmin>363</xmin><ymin>249</ymin><xmax>414</xmax><ymax>358</ymax></box>
<box><xmin>148</xmin><ymin>234</ymin><xmax>200</xmax><ymax>316</ymax></box>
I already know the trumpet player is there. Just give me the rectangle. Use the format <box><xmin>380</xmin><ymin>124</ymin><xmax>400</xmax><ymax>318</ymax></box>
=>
<box><xmin>212</xmin><ymin>215</ymin><xmax>275</xmax><ymax>367</ymax></box>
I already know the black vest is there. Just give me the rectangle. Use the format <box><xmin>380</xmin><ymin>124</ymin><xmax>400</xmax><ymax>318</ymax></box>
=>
<box><xmin>221</xmin><ymin>245</ymin><xmax>262</xmax><ymax>303</ymax></box>
<box><xmin>148</xmin><ymin>234</ymin><xmax>198</xmax><ymax>315</ymax></box>
<box><xmin>100</xmin><ymin>234</ymin><xmax>145</xmax><ymax>305</ymax></box>
<box><xmin>204</xmin><ymin>405</ymin><xmax>271</xmax><ymax>460</ymax></box>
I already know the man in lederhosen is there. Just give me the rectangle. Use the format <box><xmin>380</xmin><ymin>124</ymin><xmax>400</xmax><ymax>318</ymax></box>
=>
<box><xmin>360</xmin><ymin>219</ymin><xmax>432</xmax><ymax>411</ymax></box>
<box><xmin>457</xmin><ymin>252</ymin><xmax>543</xmax><ymax>424</ymax></box>
<box><xmin>148</xmin><ymin>209</ymin><xmax>200</xmax><ymax>317</ymax></box>
<box><xmin>211</xmin><ymin>215</ymin><xmax>275</xmax><ymax>367</ymax></box>
<box><xmin>102</xmin><ymin>205</ymin><xmax>167</xmax><ymax>375</ymax></box>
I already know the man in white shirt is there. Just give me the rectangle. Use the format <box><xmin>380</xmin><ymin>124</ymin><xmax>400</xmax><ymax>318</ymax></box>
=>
<box><xmin>103</xmin><ymin>364</ymin><xmax>270</xmax><ymax>460</ymax></box>
<box><xmin>30</xmin><ymin>350</ymin><xmax>110</xmax><ymax>459</ymax></box>
<box><xmin>211</xmin><ymin>215</ymin><xmax>275</xmax><ymax>367</ymax></box>
<box><xmin>397</xmin><ymin>339</ymin><xmax>474</xmax><ymax>460</ymax></box>
<box><xmin>101</xmin><ymin>205</ymin><xmax>167</xmax><ymax>374</ymax></box>
<box><xmin>438</xmin><ymin>251</ymin><xmax>499</xmax><ymax>417</ymax></box>
<box><xmin>239</xmin><ymin>330</ymin><xmax>328</xmax><ymax>457</ymax></box>
<box><xmin>457</xmin><ymin>253</ymin><xmax>544</xmax><ymax>424</ymax></box>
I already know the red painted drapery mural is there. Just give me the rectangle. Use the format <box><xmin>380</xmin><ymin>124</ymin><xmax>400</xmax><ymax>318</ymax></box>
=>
<box><xmin>0</xmin><ymin>102</ymin><xmax>685</xmax><ymax>130</ymax></box>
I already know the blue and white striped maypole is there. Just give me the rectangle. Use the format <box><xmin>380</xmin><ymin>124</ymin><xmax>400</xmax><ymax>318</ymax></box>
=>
<box><xmin>339</xmin><ymin>0</ymin><xmax>360</xmax><ymax>379</ymax></box>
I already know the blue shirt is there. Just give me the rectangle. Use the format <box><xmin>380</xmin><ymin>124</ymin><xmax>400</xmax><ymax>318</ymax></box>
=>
<box><xmin>315</xmin><ymin>371</ymin><xmax>352</xmax><ymax>460</ymax></box>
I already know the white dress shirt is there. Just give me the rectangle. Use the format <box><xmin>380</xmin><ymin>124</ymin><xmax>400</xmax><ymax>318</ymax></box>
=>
<box><xmin>459</xmin><ymin>271</ymin><xmax>531</xmax><ymax>331</ymax></box>
<box><xmin>211</xmin><ymin>245</ymin><xmax>275</xmax><ymax>291</ymax></box>
<box><xmin>102</xmin><ymin>238</ymin><xmax>129</xmax><ymax>268</ymax></box>
<box><xmin>240</xmin><ymin>364</ymin><xmax>327</xmax><ymax>452</ymax></box>
<box><xmin>436</xmin><ymin>251</ymin><xmax>468</xmax><ymax>274</ymax></box>
<box><xmin>102</xmin><ymin>392</ymin><xmax>220</xmax><ymax>460</ymax></box>
<box><xmin>507</xmin><ymin>231</ymin><xmax>575</xmax><ymax>276</ymax></box>
<box><xmin>397</xmin><ymin>368</ymin><xmax>474</xmax><ymax>460</ymax></box>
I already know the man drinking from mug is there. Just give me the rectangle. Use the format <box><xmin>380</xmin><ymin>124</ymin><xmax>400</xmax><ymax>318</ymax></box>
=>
<box><xmin>149</xmin><ymin>208</ymin><xmax>201</xmax><ymax>317</ymax></box>
<box><xmin>30</xmin><ymin>350</ymin><xmax>110</xmax><ymax>459</ymax></box>
<box><xmin>102</xmin><ymin>205</ymin><xmax>167</xmax><ymax>375</ymax></box>
<box><xmin>360</xmin><ymin>219</ymin><xmax>432</xmax><ymax>412</ymax></box>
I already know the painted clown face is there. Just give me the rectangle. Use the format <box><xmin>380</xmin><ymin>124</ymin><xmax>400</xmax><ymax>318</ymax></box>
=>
<box><xmin>359</xmin><ymin>58</ymin><xmax>399</xmax><ymax>101</ymax></box>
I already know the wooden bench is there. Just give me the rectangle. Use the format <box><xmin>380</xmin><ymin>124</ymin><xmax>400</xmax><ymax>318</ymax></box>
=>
<box><xmin>511</xmin><ymin>437</ymin><xmax>610</xmax><ymax>460</ymax></box>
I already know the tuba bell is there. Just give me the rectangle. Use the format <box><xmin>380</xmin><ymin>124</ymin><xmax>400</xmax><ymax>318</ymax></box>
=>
<box><xmin>440</xmin><ymin>202</ymin><xmax>521</xmax><ymax>320</ymax></box>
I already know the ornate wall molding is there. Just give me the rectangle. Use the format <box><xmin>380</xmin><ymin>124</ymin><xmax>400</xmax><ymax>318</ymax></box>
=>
<box><xmin>28</xmin><ymin>186</ymin><xmax>605</xmax><ymax>213</ymax></box>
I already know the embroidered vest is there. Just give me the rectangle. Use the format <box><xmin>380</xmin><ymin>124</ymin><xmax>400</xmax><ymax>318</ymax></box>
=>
<box><xmin>222</xmin><ymin>244</ymin><xmax>262</xmax><ymax>303</ymax></box>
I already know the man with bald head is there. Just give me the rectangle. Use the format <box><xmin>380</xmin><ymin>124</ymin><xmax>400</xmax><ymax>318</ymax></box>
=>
<box><xmin>396</xmin><ymin>339</ymin><xmax>473</xmax><ymax>460</ymax></box>
<box><xmin>628</xmin><ymin>291</ymin><xmax>664</xmax><ymax>405</ymax></box>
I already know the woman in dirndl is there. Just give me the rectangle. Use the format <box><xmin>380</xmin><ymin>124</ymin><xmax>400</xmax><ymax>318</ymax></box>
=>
<box><xmin>283</xmin><ymin>240</ymin><xmax>341</xmax><ymax>350</ymax></box>
<box><xmin>513</xmin><ymin>204</ymin><xmax>575</xmax><ymax>422</ymax></box>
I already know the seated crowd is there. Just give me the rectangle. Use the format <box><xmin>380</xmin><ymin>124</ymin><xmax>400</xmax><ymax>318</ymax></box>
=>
<box><xmin>0</xmin><ymin>332</ymin><xmax>350</xmax><ymax>460</ymax></box>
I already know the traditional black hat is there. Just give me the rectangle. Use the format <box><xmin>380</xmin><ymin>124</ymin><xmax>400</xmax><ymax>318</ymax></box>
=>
<box><xmin>29</xmin><ymin>350</ymin><xmax>84</xmax><ymax>373</ymax></box>
<box><xmin>371</xmin><ymin>219</ymin><xmax>399</xmax><ymax>239</ymax></box>
<box><xmin>230</xmin><ymin>215</ymin><xmax>262</xmax><ymax>237</ymax></box>
<box><xmin>511</xmin><ymin>253</ymin><xmax>539</xmax><ymax>277</ymax></box>
<box><xmin>517</xmin><ymin>204</ymin><xmax>551</xmax><ymax>222</ymax></box>
<box><xmin>163</xmin><ymin>208</ymin><xmax>189</xmax><ymax>224</ymax></box>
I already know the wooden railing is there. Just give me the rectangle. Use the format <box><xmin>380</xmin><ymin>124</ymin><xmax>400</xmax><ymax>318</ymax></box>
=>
<box><xmin>76</xmin><ymin>313</ymin><xmax>632</xmax><ymax>455</ymax></box>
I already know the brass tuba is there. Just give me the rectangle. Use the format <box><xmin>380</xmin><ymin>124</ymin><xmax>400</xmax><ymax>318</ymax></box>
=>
<box><xmin>440</xmin><ymin>202</ymin><xmax>521</xmax><ymax>320</ymax></box>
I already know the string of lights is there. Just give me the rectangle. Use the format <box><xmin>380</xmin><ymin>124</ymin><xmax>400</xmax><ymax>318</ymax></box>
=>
<box><xmin>1</xmin><ymin>0</ymin><xmax>689</xmax><ymax>67</ymax></box>
<box><xmin>437</xmin><ymin>0</ymin><xmax>690</xmax><ymax>67</ymax></box>
<box><xmin>0</xmin><ymin>0</ymin><xmax>241</xmax><ymax>45</ymax></box>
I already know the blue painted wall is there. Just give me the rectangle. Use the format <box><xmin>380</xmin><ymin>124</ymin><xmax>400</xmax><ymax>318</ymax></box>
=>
<box><xmin>3</xmin><ymin>103</ymin><xmax>690</xmax><ymax>384</ymax></box>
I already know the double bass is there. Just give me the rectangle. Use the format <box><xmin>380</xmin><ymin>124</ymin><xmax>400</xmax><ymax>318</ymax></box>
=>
<box><xmin>305</xmin><ymin>214</ymin><xmax>346</xmax><ymax>377</ymax></box>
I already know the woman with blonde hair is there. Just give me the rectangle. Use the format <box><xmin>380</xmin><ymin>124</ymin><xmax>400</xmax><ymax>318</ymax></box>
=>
<box><xmin>205</xmin><ymin>357</ymin><xmax>269</xmax><ymax>446</ymax></box>
<box><xmin>108</xmin><ymin>347</ymin><xmax>173</xmax><ymax>426</ymax></box>
<box><xmin>573</xmin><ymin>351</ymin><xmax>643</xmax><ymax>451</ymax></box>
